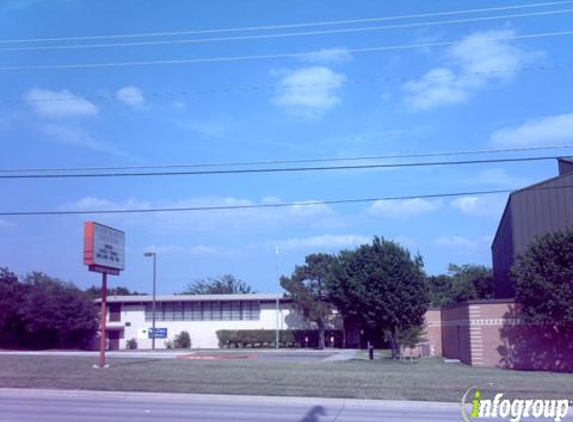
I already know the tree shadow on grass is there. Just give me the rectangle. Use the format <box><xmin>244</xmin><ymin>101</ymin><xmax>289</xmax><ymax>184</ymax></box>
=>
<box><xmin>497</xmin><ymin>304</ymin><xmax>573</xmax><ymax>372</ymax></box>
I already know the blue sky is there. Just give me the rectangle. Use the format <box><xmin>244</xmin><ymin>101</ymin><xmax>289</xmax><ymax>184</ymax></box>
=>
<box><xmin>1</xmin><ymin>0</ymin><xmax>572</xmax><ymax>294</ymax></box>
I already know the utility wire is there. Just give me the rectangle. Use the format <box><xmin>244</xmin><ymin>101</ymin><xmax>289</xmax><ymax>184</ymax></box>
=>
<box><xmin>3</xmin><ymin>8</ymin><xmax>572</xmax><ymax>52</ymax></box>
<box><xmin>0</xmin><ymin>156</ymin><xmax>563</xmax><ymax>180</ymax></box>
<box><xmin>8</xmin><ymin>64</ymin><xmax>572</xmax><ymax>106</ymax></box>
<box><xmin>1</xmin><ymin>146</ymin><xmax>571</xmax><ymax>174</ymax></box>
<box><xmin>0</xmin><ymin>0</ymin><xmax>570</xmax><ymax>44</ymax></box>
<box><xmin>2</xmin><ymin>30</ymin><xmax>572</xmax><ymax>71</ymax></box>
<box><xmin>1</xmin><ymin>185</ymin><xmax>571</xmax><ymax>217</ymax></box>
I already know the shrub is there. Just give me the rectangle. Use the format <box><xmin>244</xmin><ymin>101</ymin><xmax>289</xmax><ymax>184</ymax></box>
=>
<box><xmin>216</xmin><ymin>329</ymin><xmax>343</xmax><ymax>348</ymax></box>
<box><xmin>164</xmin><ymin>340</ymin><xmax>174</xmax><ymax>349</ymax></box>
<box><xmin>126</xmin><ymin>338</ymin><xmax>138</xmax><ymax>350</ymax></box>
<box><xmin>174</xmin><ymin>331</ymin><xmax>191</xmax><ymax>348</ymax></box>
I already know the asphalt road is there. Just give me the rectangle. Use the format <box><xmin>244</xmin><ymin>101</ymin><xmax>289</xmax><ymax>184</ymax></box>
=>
<box><xmin>0</xmin><ymin>389</ymin><xmax>482</xmax><ymax>422</ymax></box>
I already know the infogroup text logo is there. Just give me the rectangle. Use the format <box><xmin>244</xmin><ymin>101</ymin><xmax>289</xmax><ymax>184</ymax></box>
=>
<box><xmin>461</xmin><ymin>387</ymin><xmax>571</xmax><ymax>422</ymax></box>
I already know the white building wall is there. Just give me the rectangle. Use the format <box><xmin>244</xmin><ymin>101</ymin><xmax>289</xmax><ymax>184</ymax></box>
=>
<box><xmin>115</xmin><ymin>302</ymin><xmax>308</xmax><ymax>349</ymax></box>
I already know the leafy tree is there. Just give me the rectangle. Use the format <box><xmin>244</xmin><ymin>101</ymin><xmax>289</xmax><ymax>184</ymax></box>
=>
<box><xmin>20</xmin><ymin>272</ymin><xmax>98</xmax><ymax>348</ymax></box>
<box><xmin>0</xmin><ymin>267</ymin><xmax>25</xmax><ymax>346</ymax></box>
<box><xmin>448</xmin><ymin>264</ymin><xmax>493</xmax><ymax>303</ymax></box>
<box><xmin>280</xmin><ymin>253</ymin><xmax>337</xmax><ymax>349</ymax></box>
<box><xmin>512</xmin><ymin>229</ymin><xmax>573</xmax><ymax>328</ymax></box>
<box><xmin>426</xmin><ymin>264</ymin><xmax>493</xmax><ymax>306</ymax></box>
<box><xmin>181</xmin><ymin>274</ymin><xmax>255</xmax><ymax>295</ymax></box>
<box><xmin>426</xmin><ymin>274</ymin><xmax>452</xmax><ymax>307</ymax></box>
<box><xmin>396</xmin><ymin>323</ymin><xmax>428</xmax><ymax>363</ymax></box>
<box><xmin>328</xmin><ymin>237</ymin><xmax>429</xmax><ymax>359</ymax></box>
<box><xmin>85</xmin><ymin>285</ymin><xmax>146</xmax><ymax>299</ymax></box>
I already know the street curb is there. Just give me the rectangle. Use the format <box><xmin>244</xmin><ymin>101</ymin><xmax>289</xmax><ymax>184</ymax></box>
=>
<box><xmin>0</xmin><ymin>388</ymin><xmax>460</xmax><ymax>409</ymax></box>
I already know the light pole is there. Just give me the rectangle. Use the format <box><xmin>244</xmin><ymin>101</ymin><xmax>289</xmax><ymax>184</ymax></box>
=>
<box><xmin>275</xmin><ymin>246</ymin><xmax>280</xmax><ymax>349</ymax></box>
<box><xmin>144</xmin><ymin>252</ymin><xmax>157</xmax><ymax>350</ymax></box>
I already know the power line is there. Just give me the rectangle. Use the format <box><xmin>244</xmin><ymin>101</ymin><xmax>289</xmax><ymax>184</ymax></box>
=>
<box><xmin>0</xmin><ymin>156</ymin><xmax>563</xmax><ymax>180</ymax></box>
<box><xmin>1</xmin><ymin>146</ymin><xmax>571</xmax><ymax>174</ymax></box>
<box><xmin>3</xmin><ymin>8</ymin><xmax>572</xmax><ymax>52</ymax></box>
<box><xmin>1</xmin><ymin>185</ymin><xmax>571</xmax><ymax>217</ymax></box>
<box><xmin>7</xmin><ymin>63</ymin><xmax>571</xmax><ymax>106</ymax></box>
<box><xmin>1</xmin><ymin>0</ymin><xmax>570</xmax><ymax>44</ymax></box>
<box><xmin>2</xmin><ymin>30</ymin><xmax>572</xmax><ymax>71</ymax></box>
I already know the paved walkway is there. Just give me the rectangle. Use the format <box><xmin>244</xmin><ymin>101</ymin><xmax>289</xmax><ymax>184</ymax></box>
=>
<box><xmin>0</xmin><ymin>349</ymin><xmax>359</xmax><ymax>362</ymax></box>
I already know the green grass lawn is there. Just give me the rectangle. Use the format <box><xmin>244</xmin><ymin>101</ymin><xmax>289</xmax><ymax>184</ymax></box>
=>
<box><xmin>0</xmin><ymin>354</ymin><xmax>571</xmax><ymax>402</ymax></box>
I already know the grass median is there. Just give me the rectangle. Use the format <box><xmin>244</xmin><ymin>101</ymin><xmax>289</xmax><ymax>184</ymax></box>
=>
<box><xmin>0</xmin><ymin>353</ymin><xmax>571</xmax><ymax>402</ymax></box>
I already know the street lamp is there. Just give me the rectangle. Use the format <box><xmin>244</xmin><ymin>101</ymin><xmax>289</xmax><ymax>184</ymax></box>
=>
<box><xmin>275</xmin><ymin>246</ymin><xmax>280</xmax><ymax>350</ymax></box>
<box><xmin>143</xmin><ymin>251</ymin><xmax>157</xmax><ymax>351</ymax></box>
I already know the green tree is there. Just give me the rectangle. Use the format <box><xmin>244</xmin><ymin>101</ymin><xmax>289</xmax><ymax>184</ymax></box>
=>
<box><xmin>328</xmin><ymin>237</ymin><xmax>429</xmax><ymax>359</ymax></box>
<box><xmin>426</xmin><ymin>264</ymin><xmax>493</xmax><ymax>306</ymax></box>
<box><xmin>0</xmin><ymin>267</ymin><xmax>25</xmax><ymax>346</ymax></box>
<box><xmin>511</xmin><ymin>229</ymin><xmax>573</xmax><ymax>328</ymax></box>
<box><xmin>85</xmin><ymin>285</ymin><xmax>146</xmax><ymax>299</ymax></box>
<box><xmin>280</xmin><ymin>253</ymin><xmax>337</xmax><ymax>349</ymax></box>
<box><xmin>396</xmin><ymin>323</ymin><xmax>428</xmax><ymax>363</ymax></box>
<box><xmin>20</xmin><ymin>272</ymin><xmax>98</xmax><ymax>348</ymax></box>
<box><xmin>426</xmin><ymin>274</ymin><xmax>452</xmax><ymax>307</ymax></box>
<box><xmin>181</xmin><ymin>274</ymin><xmax>255</xmax><ymax>295</ymax></box>
<box><xmin>448</xmin><ymin>264</ymin><xmax>493</xmax><ymax>303</ymax></box>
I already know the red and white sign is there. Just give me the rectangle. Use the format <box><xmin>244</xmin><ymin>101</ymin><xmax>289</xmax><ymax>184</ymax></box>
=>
<box><xmin>84</xmin><ymin>222</ymin><xmax>125</xmax><ymax>275</ymax></box>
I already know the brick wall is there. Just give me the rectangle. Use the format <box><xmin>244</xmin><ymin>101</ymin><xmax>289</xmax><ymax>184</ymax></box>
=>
<box><xmin>437</xmin><ymin>300</ymin><xmax>573</xmax><ymax>372</ymax></box>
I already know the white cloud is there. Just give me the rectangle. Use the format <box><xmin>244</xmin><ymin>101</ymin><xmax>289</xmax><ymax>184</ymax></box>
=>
<box><xmin>41</xmin><ymin>124</ymin><xmax>133</xmax><ymax>159</ymax></box>
<box><xmin>449</xmin><ymin>29</ymin><xmax>535</xmax><ymax>75</ymax></box>
<box><xmin>434</xmin><ymin>235</ymin><xmax>493</xmax><ymax>255</ymax></box>
<box><xmin>368</xmin><ymin>198</ymin><xmax>442</xmax><ymax>217</ymax></box>
<box><xmin>490</xmin><ymin>113</ymin><xmax>573</xmax><ymax>147</ymax></box>
<box><xmin>451</xmin><ymin>195</ymin><xmax>507</xmax><ymax>217</ymax></box>
<box><xmin>403</xmin><ymin>67</ymin><xmax>469</xmax><ymax>110</ymax></box>
<box><xmin>64</xmin><ymin>196</ymin><xmax>340</xmax><ymax>234</ymax></box>
<box><xmin>302</xmin><ymin>47</ymin><xmax>352</xmax><ymax>64</ymax></box>
<box><xmin>403</xmin><ymin>29</ymin><xmax>539</xmax><ymax>110</ymax></box>
<box><xmin>273</xmin><ymin>66</ymin><xmax>345</xmax><ymax>118</ymax></box>
<box><xmin>288</xmin><ymin>201</ymin><xmax>334</xmax><ymax>217</ymax></box>
<box><xmin>0</xmin><ymin>219</ymin><xmax>17</xmax><ymax>229</ymax></box>
<box><xmin>144</xmin><ymin>245</ymin><xmax>218</xmax><ymax>256</ymax></box>
<box><xmin>116</xmin><ymin>86</ymin><xmax>145</xmax><ymax>108</ymax></box>
<box><xmin>462</xmin><ymin>168</ymin><xmax>530</xmax><ymax>189</ymax></box>
<box><xmin>275</xmin><ymin>234</ymin><xmax>369</xmax><ymax>251</ymax></box>
<box><xmin>24</xmin><ymin>88</ymin><xmax>98</xmax><ymax>118</ymax></box>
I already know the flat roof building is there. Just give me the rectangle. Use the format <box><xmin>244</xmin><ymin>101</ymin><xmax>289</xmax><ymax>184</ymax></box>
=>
<box><xmin>491</xmin><ymin>158</ymin><xmax>573</xmax><ymax>298</ymax></box>
<box><xmin>99</xmin><ymin>293</ymin><xmax>305</xmax><ymax>350</ymax></box>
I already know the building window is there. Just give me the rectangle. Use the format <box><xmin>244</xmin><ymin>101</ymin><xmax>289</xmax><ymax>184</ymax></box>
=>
<box><xmin>145</xmin><ymin>303</ymin><xmax>165</xmax><ymax>322</ymax></box>
<box><xmin>172</xmin><ymin>302</ymin><xmax>183</xmax><ymax>321</ymax></box>
<box><xmin>231</xmin><ymin>301</ymin><xmax>242</xmax><ymax>320</ymax></box>
<box><xmin>243</xmin><ymin>301</ymin><xmax>260</xmax><ymax>320</ymax></box>
<box><xmin>222</xmin><ymin>302</ymin><xmax>232</xmax><ymax>320</ymax></box>
<box><xmin>144</xmin><ymin>300</ymin><xmax>261</xmax><ymax>321</ymax></box>
<box><xmin>164</xmin><ymin>303</ymin><xmax>174</xmax><ymax>321</ymax></box>
<box><xmin>211</xmin><ymin>302</ymin><xmax>222</xmax><ymax>321</ymax></box>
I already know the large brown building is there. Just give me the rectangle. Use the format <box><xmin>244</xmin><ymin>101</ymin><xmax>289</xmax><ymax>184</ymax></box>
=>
<box><xmin>491</xmin><ymin>158</ymin><xmax>573</xmax><ymax>298</ymax></box>
<box><xmin>423</xmin><ymin>159</ymin><xmax>573</xmax><ymax>371</ymax></box>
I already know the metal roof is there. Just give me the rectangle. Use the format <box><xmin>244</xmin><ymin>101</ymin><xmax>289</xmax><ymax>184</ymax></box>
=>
<box><xmin>97</xmin><ymin>293</ymin><xmax>286</xmax><ymax>303</ymax></box>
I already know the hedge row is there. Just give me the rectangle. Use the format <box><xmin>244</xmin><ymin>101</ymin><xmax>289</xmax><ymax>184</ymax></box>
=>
<box><xmin>216</xmin><ymin>329</ymin><xmax>343</xmax><ymax>348</ymax></box>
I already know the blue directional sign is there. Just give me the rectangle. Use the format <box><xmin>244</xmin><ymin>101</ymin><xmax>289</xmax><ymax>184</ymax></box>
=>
<box><xmin>148</xmin><ymin>328</ymin><xmax>167</xmax><ymax>339</ymax></box>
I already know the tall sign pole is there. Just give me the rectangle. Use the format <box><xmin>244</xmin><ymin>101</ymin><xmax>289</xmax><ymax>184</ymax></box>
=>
<box><xmin>99</xmin><ymin>272</ymin><xmax>107</xmax><ymax>368</ymax></box>
<box><xmin>84</xmin><ymin>222</ymin><xmax>125</xmax><ymax>369</ymax></box>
